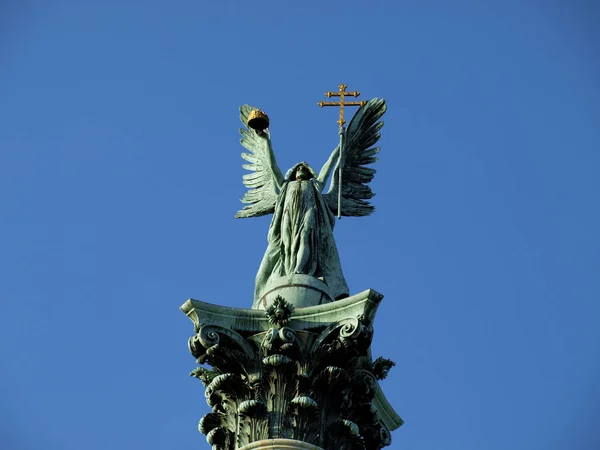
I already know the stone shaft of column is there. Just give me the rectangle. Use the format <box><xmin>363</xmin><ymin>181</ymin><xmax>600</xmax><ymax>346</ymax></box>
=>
<box><xmin>238</xmin><ymin>438</ymin><xmax>324</xmax><ymax>450</ymax></box>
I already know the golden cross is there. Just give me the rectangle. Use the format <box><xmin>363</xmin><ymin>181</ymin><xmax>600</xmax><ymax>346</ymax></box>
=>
<box><xmin>318</xmin><ymin>84</ymin><xmax>367</xmax><ymax>127</ymax></box>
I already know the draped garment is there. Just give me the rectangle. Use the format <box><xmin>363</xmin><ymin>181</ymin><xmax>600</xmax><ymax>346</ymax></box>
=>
<box><xmin>253</xmin><ymin>178</ymin><xmax>349</xmax><ymax>306</ymax></box>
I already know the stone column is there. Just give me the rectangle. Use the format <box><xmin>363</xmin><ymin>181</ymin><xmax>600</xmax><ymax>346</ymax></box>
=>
<box><xmin>181</xmin><ymin>289</ymin><xmax>402</xmax><ymax>450</ymax></box>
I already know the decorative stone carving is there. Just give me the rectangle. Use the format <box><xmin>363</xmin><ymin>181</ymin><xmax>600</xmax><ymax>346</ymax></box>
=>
<box><xmin>184</xmin><ymin>289</ymin><xmax>402</xmax><ymax>450</ymax></box>
<box><xmin>265</xmin><ymin>296</ymin><xmax>295</xmax><ymax>327</ymax></box>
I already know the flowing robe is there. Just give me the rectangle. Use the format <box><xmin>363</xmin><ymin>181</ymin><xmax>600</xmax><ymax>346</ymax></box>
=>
<box><xmin>254</xmin><ymin>176</ymin><xmax>349</xmax><ymax>305</ymax></box>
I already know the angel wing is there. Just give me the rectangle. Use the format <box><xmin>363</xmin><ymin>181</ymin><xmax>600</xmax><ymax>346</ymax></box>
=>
<box><xmin>323</xmin><ymin>98</ymin><xmax>387</xmax><ymax>217</ymax></box>
<box><xmin>235</xmin><ymin>104</ymin><xmax>284</xmax><ymax>219</ymax></box>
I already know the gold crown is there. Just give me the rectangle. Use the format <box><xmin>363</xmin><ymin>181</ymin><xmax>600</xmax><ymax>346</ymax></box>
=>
<box><xmin>248</xmin><ymin>109</ymin><xmax>270</xmax><ymax>131</ymax></box>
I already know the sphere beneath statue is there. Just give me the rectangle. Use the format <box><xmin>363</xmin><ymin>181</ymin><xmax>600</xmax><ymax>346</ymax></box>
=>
<box><xmin>254</xmin><ymin>274</ymin><xmax>335</xmax><ymax>310</ymax></box>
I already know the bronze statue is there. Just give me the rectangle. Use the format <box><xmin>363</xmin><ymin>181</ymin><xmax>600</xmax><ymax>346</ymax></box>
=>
<box><xmin>236</xmin><ymin>94</ymin><xmax>386</xmax><ymax>308</ymax></box>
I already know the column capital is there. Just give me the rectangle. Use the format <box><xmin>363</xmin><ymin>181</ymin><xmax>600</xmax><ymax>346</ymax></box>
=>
<box><xmin>183</xmin><ymin>290</ymin><xmax>402</xmax><ymax>450</ymax></box>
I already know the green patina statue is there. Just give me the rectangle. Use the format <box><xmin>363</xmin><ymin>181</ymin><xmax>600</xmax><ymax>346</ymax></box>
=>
<box><xmin>235</xmin><ymin>98</ymin><xmax>387</xmax><ymax>309</ymax></box>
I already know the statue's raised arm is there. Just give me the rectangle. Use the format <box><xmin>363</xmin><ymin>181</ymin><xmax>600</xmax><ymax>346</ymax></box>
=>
<box><xmin>317</xmin><ymin>143</ymin><xmax>341</xmax><ymax>190</ymax></box>
<box><xmin>324</xmin><ymin>98</ymin><xmax>387</xmax><ymax>216</ymax></box>
<box><xmin>235</xmin><ymin>105</ymin><xmax>284</xmax><ymax>219</ymax></box>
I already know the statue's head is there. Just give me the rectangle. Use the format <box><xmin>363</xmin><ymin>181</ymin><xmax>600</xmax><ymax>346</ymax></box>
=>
<box><xmin>294</xmin><ymin>164</ymin><xmax>313</xmax><ymax>181</ymax></box>
<box><xmin>285</xmin><ymin>162</ymin><xmax>317</xmax><ymax>181</ymax></box>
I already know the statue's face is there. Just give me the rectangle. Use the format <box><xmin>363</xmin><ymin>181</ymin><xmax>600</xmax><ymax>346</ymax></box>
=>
<box><xmin>295</xmin><ymin>165</ymin><xmax>312</xmax><ymax>180</ymax></box>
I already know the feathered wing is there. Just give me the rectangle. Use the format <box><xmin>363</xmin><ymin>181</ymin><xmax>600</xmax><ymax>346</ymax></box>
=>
<box><xmin>324</xmin><ymin>98</ymin><xmax>386</xmax><ymax>217</ymax></box>
<box><xmin>235</xmin><ymin>104</ymin><xmax>282</xmax><ymax>218</ymax></box>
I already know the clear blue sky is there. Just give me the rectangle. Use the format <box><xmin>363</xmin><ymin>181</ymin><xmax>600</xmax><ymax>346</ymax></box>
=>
<box><xmin>1</xmin><ymin>1</ymin><xmax>599</xmax><ymax>449</ymax></box>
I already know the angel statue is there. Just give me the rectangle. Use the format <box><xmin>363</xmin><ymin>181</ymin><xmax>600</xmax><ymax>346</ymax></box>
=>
<box><xmin>236</xmin><ymin>98</ymin><xmax>386</xmax><ymax>309</ymax></box>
